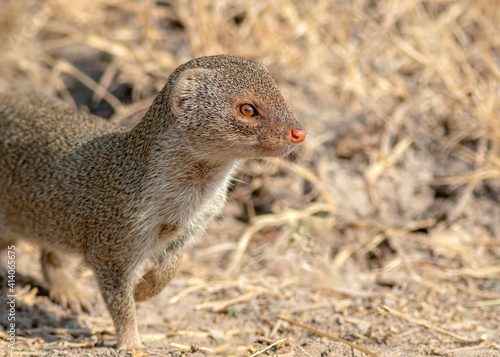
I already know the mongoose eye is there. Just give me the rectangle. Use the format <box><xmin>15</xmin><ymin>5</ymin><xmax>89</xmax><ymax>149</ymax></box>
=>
<box><xmin>239</xmin><ymin>104</ymin><xmax>258</xmax><ymax>117</ymax></box>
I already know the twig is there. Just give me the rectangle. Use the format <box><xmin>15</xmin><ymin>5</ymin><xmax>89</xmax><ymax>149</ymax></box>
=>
<box><xmin>249</xmin><ymin>338</ymin><xmax>287</xmax><ymax>357</ymax></box>
<box><xmin>21</xmin><ymin>327</ymin><xmax>114</xmax><ymax>336</ymax></box>
<box><xmin>284</xmin><ymin>303</ymin><xmax>337</xmax><ymax>315</ymax></box>
<box><xmin>447</xmin><ymin>266</ymin><xmax>500</xmax><ymax>278</ymax></box>
<box><xmin>170</xmin><ymin>342</ymin><xmax>214</xmax><ymax>352</ymax></box>
<box><xmin>268</xmin><ymin>319</ymin><xmax>282</xmax><ymax>338</ymax></box>
<box><xmin>320</xmin><ymin>285</ymin><xmax>379</xmax><ymax>298</ymax></box>
<box><xmin>467</xmin><ymin>298</ymin><xmax>500</xmax><ymax>307</ymax></box>
<box><xmin>46</xmin><ymin>338</ymin><xmax>99</xmax><ymax>348</ymax></box>
<box><xmin>379</xmin><ymin>305</ymin><xmax>478</xmax><ymax>343</ymax></box>
<box><xmin>168</xmin><ymin>328</ymin><xmax>260</xmax><ymax>338</ymax></box>
<box><xmin>443</xmin><ymin>342</ymin><xmax>491</xmax><ymax>354</ymax></box>
<box><xmin>299</xmin><ymin>345</ymin><xmax>313</xmax><ymax>357</ymax></box>
<box><xmin>277</xmin><ymin>316</ymin><xmax>379</xmax><ymax>357</ymax></box>
<box><xmin>6</xmin><ymin>351</ymin><xmax>48</xmax><ymax>356</ymax></box>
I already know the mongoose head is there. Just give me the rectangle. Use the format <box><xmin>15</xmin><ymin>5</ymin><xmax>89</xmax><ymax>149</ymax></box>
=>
<box><xmin>166</xmin><ymin>55</ymin><xmax>306</xmax><ymax>161</ymax></box>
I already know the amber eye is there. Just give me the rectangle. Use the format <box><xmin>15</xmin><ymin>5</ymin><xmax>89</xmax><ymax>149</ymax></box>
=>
<box><xmin>239</xmin><ymin>104</ymin><xmax>258</xmax><ymax>117</ymax></box>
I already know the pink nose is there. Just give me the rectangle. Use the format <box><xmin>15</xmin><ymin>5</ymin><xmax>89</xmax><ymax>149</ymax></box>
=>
<box><xmin>289</xmin><ymin>128</ymin><xmax>307</xmax><ymax>144</ymax></box>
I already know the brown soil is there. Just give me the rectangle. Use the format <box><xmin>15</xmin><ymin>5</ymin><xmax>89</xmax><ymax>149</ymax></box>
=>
<box><xmin>0</xmin><ymin>1</ymin><xmax>499</xmax><ymax>356</ymax></box>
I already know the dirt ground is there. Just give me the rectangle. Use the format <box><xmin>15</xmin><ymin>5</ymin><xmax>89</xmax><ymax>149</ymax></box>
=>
<box><xmin>0</xmin><ymin>1</ymin><xmax>500</xmax><ymax>356</ymax></box>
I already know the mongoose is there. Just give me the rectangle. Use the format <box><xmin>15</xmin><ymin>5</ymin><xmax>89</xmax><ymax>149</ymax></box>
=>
<box><xmin>0</xmin><ymin>55</ymin><xmax>306</xmax><ymax>349</ymax></box>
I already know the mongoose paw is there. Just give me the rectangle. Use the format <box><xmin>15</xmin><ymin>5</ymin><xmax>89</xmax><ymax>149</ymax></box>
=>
<box><xmin>134</xmin><ymin>269</ymin><xmax>166</xmax><ymax>302</ymax></box>
<box><xmin>49</xmin><ymin>285</ymin><xmax>93</xmax><ymax>315</ymax></box>
<box><xmin>117</xmin><ymin>337</ymin><xmax>144</xmax><ymax>350</ymax></box>
<box><xmin>41</xmin><ymin>249</ymin><xmax>93</xmax><ymax>314</ymax></box>
<box><xmin>134</xmin><ymin>249</ymin><xmax>182</xmax><ymax>302</ymax></box>
<box><xmin>134</xmin><ymin>280</ymin><xmax>152</xmax><ymax>302</ymax></box>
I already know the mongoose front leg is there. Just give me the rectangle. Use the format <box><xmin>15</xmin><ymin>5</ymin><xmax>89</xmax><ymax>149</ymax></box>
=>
<box><xmin>41</xmin><ymin>249</ymin><xmax>92</xmax><ymax>314</ymax></box>
<box><xmin>92</xmin><ymin>260</ymin><xmax>142</xmax><ymax>349</ymax></box>
<box><xmin>134</xmin><ymin>247</ymin><xmax>183</xmax><ymax>302</ymax></box>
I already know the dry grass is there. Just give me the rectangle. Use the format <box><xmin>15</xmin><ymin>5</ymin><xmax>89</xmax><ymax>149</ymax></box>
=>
<box><xmin>1</xmin><ymin>0</ymin><xmax>500</xmax><ymax>355</ymax></box>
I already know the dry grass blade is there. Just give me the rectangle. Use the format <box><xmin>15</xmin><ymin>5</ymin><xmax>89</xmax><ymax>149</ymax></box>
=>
<box><xmin>226</xmin><ymin>203</ymin><xmax>332</xmax><ymax>273</ymax></box>
<box><xmin>277</xmin><ymin>316</ymin><xmax>379</xmax><ymax>357</ymax></box>
<box><xmin>365</xmin><ymin>137</ymin><xmax>413</xmax><ymax>182</ymax></box>
<box><xmin>80</xmin><ymin>34</ymin><xmax>135</xmax><ymax>58</ymax></box>
<box><xmin>169</xmin><ymin>328</ymin><xmax>260</xmax><ymax>338</ymax></box>
<box><xmin>112</xmin><ymin>96</ymin><xmax>156</xmax><ymax>124</ymax></box>
<box><xmin>265</xmin><ymin>157</ymin><xmax>336</xmax><ymax>209</ymax></box>
<box><xmin>42</xmin><ymin>56</ymin><xmax>124</xmax><ymax>112</ymax></box>
<box><xmin>379</xmin><ymin>306</ymin><xmax>478</xmax><ymax>343</ymax></box>
<box><xmin>249</xmin><ymin>337</ymin><xmax>288</xmax><ymax>357</ymax></box>
<box><xmin>169</xmin><ymin>342</ymin><xmax>214</xmax><ymax>352</ymax></box>
<box><xmin>22</xmin><ymin>327</ymin><xmax>114</xmax><ymax>336</ymax></box>
<box><xmin>467</xmin><ymin>299</ymin><xmax>500</xmax><ymax>307</ymax></box>
<box><xmin>443</xmin><ymin>342</ymin><xmax>491</xmax><ymax>355</ymax></box>
<box><xmin>447</xmin><ymin>266</ymin><xmax>500</xmax><ymax>278</ymax></box>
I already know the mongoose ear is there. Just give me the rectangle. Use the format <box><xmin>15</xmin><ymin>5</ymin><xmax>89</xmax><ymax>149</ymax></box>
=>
<box><xmin>260</xmin><ymin>60</ymin><xmax>269</xmax><ymax>72</ymax></box>
<box><xmin>171</xmin><ymin>68</ymin><xmax>215</xmax><ymax>118</ymax></box>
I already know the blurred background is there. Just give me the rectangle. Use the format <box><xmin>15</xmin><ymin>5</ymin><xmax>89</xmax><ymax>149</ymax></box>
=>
<box><xmin>1</xmin><ymin>0</ymin><xmax>499</xmax><ymax>355</ymax></box>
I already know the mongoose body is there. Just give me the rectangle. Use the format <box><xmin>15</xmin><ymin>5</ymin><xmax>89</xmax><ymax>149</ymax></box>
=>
<box><xmin>0</xmin><ymin>55</ymin><xmax>306</xmax><ymax>349</ymax></box>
